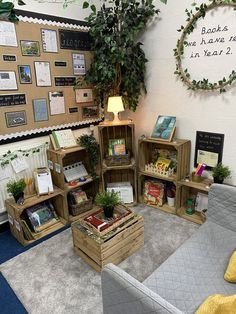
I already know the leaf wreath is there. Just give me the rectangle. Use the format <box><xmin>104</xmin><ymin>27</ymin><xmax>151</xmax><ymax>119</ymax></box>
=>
<box><xmin>174</xmin><ymin>0</ymin><xmax>236</xmax><ymax>93</ymax></box>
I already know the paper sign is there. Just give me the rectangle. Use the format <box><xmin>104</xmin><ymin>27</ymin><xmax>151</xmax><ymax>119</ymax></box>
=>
<box><xmin>8</xmin><ymin>214</ymin><xmax>14</xmax><ymax>225</ymax></box>
<box><xmin>11</xmin><ymin>157</ymin><xmax>29</xmax><ymax>173</ymax></box>
<box><xmin>14</xmin><ymin>220</ymin><xmax>21</xmax><ymax>232</ymax></box>
<box><xmin>48</xmin><ymin>160</ymin><xmax>53</xmax><ymax>170</ymax></box>
<box><xmin>54</xmin><ymin>163</ymin><xmax>61</xmax><ymax>173</ymax></box>
<box><xmin>0</xmin><ymin>165</ymin><xmax>10</xmax><ymax>181</ymax></box>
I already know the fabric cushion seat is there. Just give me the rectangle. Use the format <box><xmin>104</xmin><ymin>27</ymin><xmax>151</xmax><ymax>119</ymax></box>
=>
<box><xmin>143</xmin><ymin>221</ymin><xmax>236</xmax><ymax>314</ymax></box>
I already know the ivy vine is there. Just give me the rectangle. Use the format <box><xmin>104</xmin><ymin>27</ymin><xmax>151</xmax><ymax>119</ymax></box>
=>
<box><xmin>0</xmin><ymin>143</ymin><xmax>49</xmax><ymax>167</ymax></box>
<box><xmin>174</xmin><ymin>0</ymin><xmax>236</xmax><ymax>93</ymax></box>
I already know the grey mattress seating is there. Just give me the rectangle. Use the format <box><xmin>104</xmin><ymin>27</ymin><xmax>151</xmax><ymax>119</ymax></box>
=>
<box><xmin>101</xmin><ymin>184</ymin><xmax>236</xmax><ymax>313</ymax></box>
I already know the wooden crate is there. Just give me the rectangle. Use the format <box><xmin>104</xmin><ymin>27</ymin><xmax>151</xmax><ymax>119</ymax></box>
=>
<box><xmin>47</xmin><ymin>146</ymin><xmax>100</xmax><ymax>222</ymax></box>
<box><xmin>72</xmin><ymin>212</ymin><xmax>144</xmax><ymax>272</ymax></box>
<box><xmin>138</xmin><ymin>173</ymin><xmax>177</xmax><ymax>215</ymax></box>
<box><xmin>177</xmin><ymin>178</ymin><xmax>212</xmax><ymax>224</ymax></box>
<box><xmin>98</xmin><ymin>123</ymin><xmax>135</xmax><ymax>160</ymax></box>
<box><xmin>5</xmin><ymin>187</ymin><xmax>66</xmax><ymax>246</ymax></box>
<box><xmin>102</xmin><ymin>168</ymin><xmax>137</xmax><ymax>205</ymax></box>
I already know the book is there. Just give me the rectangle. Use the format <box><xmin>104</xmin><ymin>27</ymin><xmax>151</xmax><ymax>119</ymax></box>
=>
<box><xmin>155</xmin><ymin>157</ymin><xmax>172</xmax><ymax>171</ymax></box>
<box><xmin>108</xmin><ymin>139</ymin><xmax>126</xmax><ymax>156</ymax></box>
<box><xmin>143</xmin><ymin>180</ymin><xmax>165</xmax><ymax>206</ymax></box>
<box><xmin>52</xmin><ymin>129</ymin><xmax>77</xmax><ymax>149</ymax></box>
<box><xmin>26</xmin><ymin>201</ymin><xmax>58</xmax><ymax>233</ymax></box>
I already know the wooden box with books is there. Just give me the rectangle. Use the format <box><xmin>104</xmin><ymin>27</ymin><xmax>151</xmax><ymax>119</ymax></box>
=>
<box><xmin>5</xmin><ymin>187</ymin><xmax>66</xmax><ymax>246</ymax></box>
<box><xmin>71</xmin><ymin>205</ymin><xmax>144</xmax><ymax>272</ymax></box>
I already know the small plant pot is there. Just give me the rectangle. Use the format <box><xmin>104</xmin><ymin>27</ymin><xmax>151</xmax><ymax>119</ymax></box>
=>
<box><xmin>103</xmin><ymin>206</ymin><xmax>114</xmax><ymax>218</ymax></box>
<box><xmin>213</xmin><ymin>177</ymin><xmax>224</xmax><ymax>184</ymax></box>
<box><xmin>167</xmin><ymin>196</ymin><xmax>175</xmax><ymax>207</ymax></box>
<box><xmin>13</xmin><ymin>192</ymin><xmax>24</xmax><ymax>205</ymax></box>
<box><xmin>192</xmin><ymin>172</ymin><xmax>203</xmax><ymax>183</ymax></box>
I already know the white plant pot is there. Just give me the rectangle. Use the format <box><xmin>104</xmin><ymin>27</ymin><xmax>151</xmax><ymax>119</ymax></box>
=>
<box><xmin>167</xmin><ymin>196</ymin><xmax>175</xmax><ymax>207</ymax></box>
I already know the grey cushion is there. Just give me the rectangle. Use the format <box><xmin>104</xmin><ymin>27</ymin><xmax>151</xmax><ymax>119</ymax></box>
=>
<box><xmin>208</xmin><ymin>184</ymin><xmax>236</xmax><ymax>232</ymax></box>
<box><xmin>143</xmin><ymin>221</ymin><xmax>236</xmax><ymax>314</ymax></box>
<box><xmin>102</xmin><ymin>263</ymin><xmax>184</xmax><ymax>314</ymax></box>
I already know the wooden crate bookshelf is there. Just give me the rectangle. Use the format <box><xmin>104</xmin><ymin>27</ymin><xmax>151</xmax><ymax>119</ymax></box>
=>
<box><xmin>177</xmin><ymin>178</ymin><xmax>212</xmax><ymax>224</ymax></box>
<box><xmin>5</xmin><ymin>187</ymin><xmax>66</xmax><ymax>246</ymax></box>
<box><xmin>102</xmin><ymin>167</ymin><xmax>137</xmax><ymax>206</ymax></box>
<box><xmin>98</xmin><ymin>123</ymin><xmax>135</xmax><ymax>161</ymax></box>
<box><xmin>138</xmin><ymin>137</ymin><xmax>191</xmax><ymax>214</ymax></box>
<box><xmin>47</xmin><ymin>146</ymin><xmax>99</xmax><ymax>222</ymax></box>
<box><xmin>98</xmin><ymin>122</ymin><xmax>137</xmax><ymax>205</ymax></box>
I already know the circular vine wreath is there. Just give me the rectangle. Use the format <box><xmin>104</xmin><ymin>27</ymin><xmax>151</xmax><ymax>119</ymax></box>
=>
<box><xmin>174</xmin><ymin>0</ymin><xmax>236</xmax><ymax>93</ymax></box>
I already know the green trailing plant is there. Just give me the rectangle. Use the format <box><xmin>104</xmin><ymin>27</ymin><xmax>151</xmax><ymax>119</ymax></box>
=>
<box><xmin>174</xmin><ymin>0</ymin><xmax>236</xmax><ymax>93</ymax></box>
<box><xmin>77</xmin><ymin>134</ymin><xmax>99</xmax><ymax>176</ymax></box>
<box><xmin>6</xmin><ymin>178</ymin><xmax>26</xmax><ymax>197</ymax></box>
<box><xmin>0</xmin><ymin>0</ymin><xmax>25</xmax><ymax>21</ymax></box>
<box><xmin>0</xmin><ymin>143</ymin><xmax>48</xmax><ymax>167</ymax></box>
<box><xmin>212</xmin><ymin>163</ymin><xmax>231</xmax><ymax>182</ymax></box>
<box><xmin>95</xmin><ymin>190</ymin><xmax>120</xmax><ymax>209</ymax></box>
<box><xmin>78</xmin><ymin>0</ymin><xmax>160</xmax><ymax>112</ymax></box>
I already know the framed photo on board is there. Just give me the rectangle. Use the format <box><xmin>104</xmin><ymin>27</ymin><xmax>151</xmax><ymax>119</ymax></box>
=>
<box><xmin>72</xmin><ymin>53</ymin><xmax>86</xmax><ymax>75</ymax></box>
<box><xmin>0</xmin><ymin>71</ymin><xmax>17</xmax><ymax>90</ymax></box>
<box><xmin>32</xmin><ymin>99</ymin><xmax>48</xmax><ymax>122</ymax></box>
<box><xmin>151</xmin><ymin>116</ymin><xmax>176</xmax><ymax>142</ymax></box>
<box><xmin>82</xmin><ymin>105</ymin><xmax>99</xmax><ymax>119</ymax></box>
<box><xmin>34</xmin><ymin>61</ymin><xmax>51</xmax><ymax>87</ymax></box>
<box><xmin>18</xmin><ymin>65</ymin><xmax>32</xmax><ymax>84</ymax></box>
<box><xmin>20</xmin><ymin>40</ymin><xmax>40</xmax><ymax>56</ymax></box>
<box><xmin>5</xmin><ymin>111</ymin><xmax>27</xmax><ymax>128</ymax></box>
<box><xmin>41</xmin><ymin>29</ymin><xmax>58</xmax><ymax>53</ymax></box>
<box><xmin>75</xmin><ymin>88</ymin><xmax>93</xmax><ymax>103</ymax></box>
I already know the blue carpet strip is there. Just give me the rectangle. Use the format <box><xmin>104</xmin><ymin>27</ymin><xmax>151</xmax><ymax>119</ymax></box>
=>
<box><xmin>0</xmin><ymin>225</ymin><xmax>70</xmax><ymax>314</ymax></box>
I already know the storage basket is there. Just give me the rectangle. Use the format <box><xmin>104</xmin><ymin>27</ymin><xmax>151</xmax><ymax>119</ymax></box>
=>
<box><xmin>105</xmin><ymin>151</ymin><xmax>131</xmax><ymax>166</ymax></box>
<box><xmin>69</xmin><ymin>197</ymin><xmax>93</xmax><ymax>216</ymax></box>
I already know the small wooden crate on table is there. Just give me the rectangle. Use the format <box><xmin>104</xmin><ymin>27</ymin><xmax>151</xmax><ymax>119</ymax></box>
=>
<box><xmin>71</xmin><ymin>204</ymin><xmax>144</xmax><ymax>272</ymax></box>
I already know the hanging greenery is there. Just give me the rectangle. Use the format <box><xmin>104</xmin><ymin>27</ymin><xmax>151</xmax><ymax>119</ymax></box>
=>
<box><xmin>78</xmin><ymin>0</ymin><xmax>162</xmax><ymax>111</ymax></box>
<box><xmin>0</xmin><ymin>142</ymin><xmax>49</xmax><ymax>166</ymax></box>
<box><xmin>174</xmin><ymin>0</ymin><xmax>236</xmax><ymax>93</ymax></box>
<box><xmin>0</xmin><ymin>0</ymin><xmax>25</xmax><ymax>21</ymax></box>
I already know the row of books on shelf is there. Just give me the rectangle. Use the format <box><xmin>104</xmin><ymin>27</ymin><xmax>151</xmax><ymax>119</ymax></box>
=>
<box><xmin>21</xmin><ymin>201</ymin><xmax>59</xmax><ymax>240</ymax></box>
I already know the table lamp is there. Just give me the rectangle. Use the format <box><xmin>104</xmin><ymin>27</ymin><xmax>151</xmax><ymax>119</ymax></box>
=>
<box><xmin>107</xmin><ymin>96</ymin><xmax>124</xmax><ymax>124</ymax></box>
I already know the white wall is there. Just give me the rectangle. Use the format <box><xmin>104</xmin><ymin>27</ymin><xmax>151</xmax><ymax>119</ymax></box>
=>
<box><xmin>15</xmin><ymin>0</ymin><xmax>90</xmax><ymax>20</ymax></box>
<box><xmin>130</xmin><ymin>0</ymin><xmax>236</xmax><ymax>184</ymax></box>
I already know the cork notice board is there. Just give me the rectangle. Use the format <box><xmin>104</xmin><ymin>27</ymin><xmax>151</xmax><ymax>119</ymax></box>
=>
<box><xmin>0</xmin><ymin>11</ymin><xmax>97</xmax><ymax>142</ymax></box>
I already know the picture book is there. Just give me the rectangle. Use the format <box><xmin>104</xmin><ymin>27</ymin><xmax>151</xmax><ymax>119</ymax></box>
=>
<box><xmin>143</xmin><ymin>180</ymin><xmax>165</xmax><ymax>206</ymax></box>
<box><xmin>108</xmin><ymin>139</ymin><xmax>126</xmax><ymax>156</ymax></box>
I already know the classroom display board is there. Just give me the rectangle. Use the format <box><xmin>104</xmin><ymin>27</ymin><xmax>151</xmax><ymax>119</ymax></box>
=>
<box><xmin>0</xmin><ymin>12</ymin><xmax>100</xmax><ymax>142</ymax></box>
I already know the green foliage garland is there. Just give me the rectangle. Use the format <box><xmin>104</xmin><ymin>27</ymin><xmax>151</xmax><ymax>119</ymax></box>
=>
<box><xmin>0</xmin><ymin>0</ymin><xmax>25</xmax><ymax>21</ymax></box>
<box><xmin>174</xmin><ymin>0</ymin><xmax>236</xmax><ymax>93</ymax></box>
<box><xmin>0</xmin><ymin>143</ymin><xmax>49</xmax><ymax>167</ymax></box>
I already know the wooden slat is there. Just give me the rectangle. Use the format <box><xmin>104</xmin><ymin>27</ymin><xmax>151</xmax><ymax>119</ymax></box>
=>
<box><xmin>178</xmin><ymin>206</ymin><xmax>204</xmax><ymax>225</ymax></box>
<box><xmin>74</xmin><ymin>247</ymin><xmax>101</xmax><ymax>272</ymax></box>
<box><xmin>101</xmin><ymin>234</ymin><xmax>144</xmax><ymax>266</ymax></box>
<box><xmin>101</xmin><ymin>227</ymin><xmax>144</xmax><ymax>260</ymax></box>
<box><xmin>101</xmin><ymin>217</ymin><xmax>143</xmax><ymax>251</ymax></box>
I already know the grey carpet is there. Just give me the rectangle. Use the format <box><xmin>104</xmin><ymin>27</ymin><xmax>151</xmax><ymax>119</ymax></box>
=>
<box><xmin>0</xmin><ymin>205</ymin><xmax>198</xmax><ymax>314</ymax></box>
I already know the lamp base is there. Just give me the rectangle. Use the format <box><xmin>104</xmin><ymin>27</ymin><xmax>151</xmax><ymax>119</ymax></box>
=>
<box><xmin>99</xmin><ymin>112</ymin><xmax>132</xmax><ymax>125</ymax></box>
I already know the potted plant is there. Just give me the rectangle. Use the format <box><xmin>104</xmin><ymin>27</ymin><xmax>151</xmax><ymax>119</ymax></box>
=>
<box><xmin>166</xmin><ymin>185</ymin><xmax>176</xmax><ymax>207</ymax></box>
<box><xmin>212</xmin><ymin>163</ymin><xmax>231</xmax><ymax>184</ymax></box>
<box><xmin>77</xmin><ymin>134</ymin><xmax>99</xmax><ymax>178</ymax></box>
<box><xmin>95</xmin><ymin>190</ymin><xmax>120</xmax><ymax>218</ymax></box>
<box><xmin>6</xmin><ymin>178</ymin><xmax>26</xmax><ymax>204</ymax></box>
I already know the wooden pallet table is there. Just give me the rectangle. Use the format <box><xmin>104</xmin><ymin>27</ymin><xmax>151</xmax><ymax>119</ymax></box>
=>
<box><xmin>71</xmin><ymin>206</ymin><xmax>144</xmax><ymax>272</ymax></box>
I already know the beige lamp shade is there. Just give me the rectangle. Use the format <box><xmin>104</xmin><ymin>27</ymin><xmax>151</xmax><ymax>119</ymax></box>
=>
<box><xmin>106</xmin><ymin>96</ymin><xmax>125</xmax><ymax>124</ymax></box>
<box><xmin>107</xmin><ymin>96</ymin><xmax>124</xmax><ymax>113</ymax></box>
